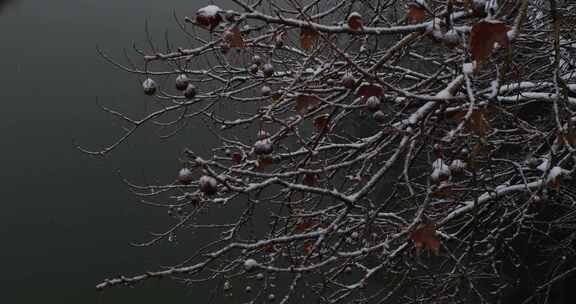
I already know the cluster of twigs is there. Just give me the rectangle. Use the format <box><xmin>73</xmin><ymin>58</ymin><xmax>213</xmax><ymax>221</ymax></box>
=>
<box><xmin>85</xmin><ymin>0</ymin><xmax>576</xmax><ymax>303</ymax></box>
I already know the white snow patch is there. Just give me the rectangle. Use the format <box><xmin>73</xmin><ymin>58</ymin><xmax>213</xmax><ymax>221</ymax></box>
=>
<box><xmin>462</xmin><ymin>63</ymin><xmax>474</xmax><ymax>75</ymax></box>
<box><xmin>244</xmin><ymin>259</ymin><xmax>258</xmax><ymax>270</ymax></box>
<box><xmin>198</xmin><ymin>5</ymin><xmax>221</xmax><ymax>17</ymax></box>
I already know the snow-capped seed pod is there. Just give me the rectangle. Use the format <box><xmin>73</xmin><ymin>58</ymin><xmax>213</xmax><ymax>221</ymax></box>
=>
<box><xmin>252</xmin><ymin>55</ymin><xmax>263</xmax><ymax>66</ymax></box>
<box><xmin>175</xmin><ymin>74</ymin><xmax>189</xmax><ymax>91</ymax></box>
<box><xmin>526</xmin><ymin>157</ymin><xmax>543</xmax><ymax>169</ymax></box>
<box><xmin>142</xmin><ymin>78</ymin><xmax>157</xmax><ymax>96</ymax></box>
<box><xmin>196</xmin><ymin>5</ymin><xmax>223</xmax><ymax>31</ymax></box>
<box><xmin>450</xmin><ymin>159</ymin><xmax>466</xmax><ymax>174</ymax></box>
<box><xmin>341</xmin><ymin>73</ymin><xmax>355</xmax><ymax>89</ymax></box>
<box><xmin>431</xmin><ymin>158</ymin><xmax>451</xmax><ymax>183</ymax></box>
<box><xmin>443</xmin><ymin>29</ymin><xmax>460</xmax><ymax>48</ymax></box>
<box><xmin>254</xmin><ymin>139</ymin><xmax>273</xmax><ymax>155</ymax></box>
<box><xmin>248</xmin><ymin>64</ymin><xmax>259</xmax><ymax>74</ymax></box>
<box><xmin>256</xmin><ymin>273</ymin><xmax>264</xmax><ymax>280</ymax></box>
<box><xmin>199</xmin><ymin>175</ymin><xmax>218</xmax><ymax>195</ymax></box>
<box><xmin>365</xmin><ymin>96</ymin><xmax>381</xmax><ymax>112</ymax></box>
<box><xmin>347</xmin><ymin>12</ymin><xmax>363</xmax><ymax>30</ymax></box>
<box><xmin>373</xmin><ymin>110</ymin><xmax>387</xmax><ymax>123</ymax></box>
<box><xmin>262</xmin><ymin>63</ymin><xmax>274</xmax><ymax>77</ymax></box>
<box><xmin>184</xmin><ymin>83</ymin><xmax>197</xmax><ymax>99</ymax></box>
<box><xmin>257</xmin><ymin>130</ymin><xmax>270</xmax><ymax>139</ymax></box>
<box><xmin>261</xmin><ymin>85</ymin><xmax>272</xmax><ymax>96</ymax></box>
<box><xmin>177</xmin><ymin>167</ymin><xmax>194</xmax><ymax>184</ymax></box>
<box><xmin>245</xmin><ymin>286</ymin><xmax>252</xmax><ymax>293</ymax></box>
<box><xmin>244</xmin><ymin>259</ymin><xmax>258</xmax><ymax>271</ymax></box>
<box><xmin>220</xmin><ymin>41</ymin><xmax>231</xmax><ymax>54</ymax></box>
<box><xmin>268</xmin><ymin>294</ymin><xmax>275</xmax><ymax>301</ymax></box>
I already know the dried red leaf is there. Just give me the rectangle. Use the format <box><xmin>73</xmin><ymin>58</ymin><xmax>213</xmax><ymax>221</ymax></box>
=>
<box><xmin>407</xmin><ymin>3</ymin><xmax>427</xmax><ymax>24</ymax></box>
<box><xmin>410</xmin><ymin>223</ymin><xmax>440</xmax><ymax>256</ymax></box>
<box><xmin>469</xmin><ymin>21</ymin><xmax>510</xmax><ymax>63</ymax></box>
<box><xmin>295</xmin><ymin>219</ymin><xmax>319</xmax><ymax>232</ymax></box>
<box><xmin>303</xmin><ymin>242</ymin><xmax>314</xmax><ymax>253</ymax></box>
<box><xmin>295</xmin><ymin>94</ymin><xmax>321</xmax><ymax>114</ymax></box>
<box><xmin>300</xmin><ymin>27</ymin><xmax>319</xmax><ymax>50</ymax></box>
<box><xmin>355</xmin><ymin>83</ymin><xmax>384</xmax><ymax>97</ymax></box>
<box><xmin>231</xmin><ymin>152</ymin><xmax>243</xmax><ymax>163</ymax></box>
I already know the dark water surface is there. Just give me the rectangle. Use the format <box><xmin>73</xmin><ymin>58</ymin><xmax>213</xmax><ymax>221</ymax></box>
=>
<box><xmin>0</xmin><ymin>0</ymin><xmax>226</xmax><ymax>302</ymax></box>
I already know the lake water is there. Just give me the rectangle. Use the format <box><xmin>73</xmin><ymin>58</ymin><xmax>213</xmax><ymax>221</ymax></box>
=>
<box><xmin>0</xmin><ymin>0</ymin><xmax>223</xmax><ymax>302</ymax></box>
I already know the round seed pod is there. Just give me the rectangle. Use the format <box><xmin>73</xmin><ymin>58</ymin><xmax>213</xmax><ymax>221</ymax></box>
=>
<box><xmin>248</xmin><ymin>64</ymin><xmax>259</xmax><ymax>74</ymax></box>
<box><xmin>252</xmin><ymin>55</ymin><xmax>263</xmax><ymax>66</ymax></box>
<box><xmin>199</xmin><ymin>175</ymin><xmax>218</xmax><ymax>195</ymax></box>
<box><xmin>365</xmin><ymin>96</ymin><xmax>381</xmax><ymax>112</ymax></box>
<box><xmin>372</xmin><ymin>110</ymin><xmax>386</xmax><ymax>123</ymax></box>
<box><xmin>184</xmin><ymin>83</ymin><xmax>197</xmax><ymax>99</ymax></box>
<box><xmin>261</xmin><ymin>85</ymin><xmax>272</xmax><ymax>96</ymax></box>
<box><xmin>262</xmin><ymin>63</ymin><xmax>274</xmax><ymax>77</ymax></box>
<box><xmin>175</xmin><ymin>74</ymin><xmax>190</xmax><ymax>91</ymax></box>
<box><xmin>254</xmin><ymin>139</ymin><xmax>273</xmax><ymax>155</ymax></box>
<box><xmin>177</xmin><ymin>168</ymin><xmax>194</xmax><ymax>184</ymax></box>
<box><xmin>341</xmin><ymin>73</ymin><xmax>355</xmax><ymax>89</ymax></box>
<box><xmin>142</xmin><ymin>78</ymin><xmax>157</xmax><ymax>96</ymax></box>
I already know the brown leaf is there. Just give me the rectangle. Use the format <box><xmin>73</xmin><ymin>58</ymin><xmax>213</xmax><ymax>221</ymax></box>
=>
<box><xmin>256</xmin><ymin>156</ymin><xmax>274</xmax><ymax>170</ymax></box>
<box><xmin>410</xmin><ymin>223</ymin><xmax>440</xmax><ymax>256</ymax></box>
<box><xmin>431</xmin><ymin>182</ymin><xmax>455</xmax><ymax>199</ymax></box>
<box><xmin>313</xmin><ymin>114</ymin><xmax>330</xmax><ymax>132</ymax></box>
<box><xmin>468</xmin><ymin>109</ymin><xmax>490</xmax><ymax>137</ymax></box>
<box><xmin>231</xmin><ymin>152</ymin><xmax>243</xmax><ymax>163</ymax></box>
<box><xmin>407</xmin><ymin>3</ymin><xmax>427</xmax><ymax>24</ymax></box>
<box><xmin>355</xmin><ymin>83</ymin><xmax>384</xmax><ymax>97</ymax></box>
<box><xmin>300</xmin><ymin>27</ymin><xmax>319</xmax><ymax>50</ymax></box>
<box><xmin>469</xmin><ymin>21</ymin><xmax>510</xmax><ymax>63</ymax></box>
<box><xmin>295</xmin><ymin>94</ymin><xmax>321</xmax><ymax>114</ymax></box>
<box><xmin>303</xmin><ymin>173</ymin><xmax>318</xmax><ymax>187</ymax></box>
<box><xmin>224</xmin><ymin>26</ymin><xmax>244</xmax><ymax>48</ymax></box>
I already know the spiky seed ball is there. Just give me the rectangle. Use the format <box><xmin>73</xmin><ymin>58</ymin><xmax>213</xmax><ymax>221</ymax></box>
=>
<box><xmin>365</xmin><ymin>96</ymin><xmax>381</xmax><ymax>112</ymax></box>
<box><xmin>248</xmin><ymin>64</ymin><xmax>259</xmax><ymax>74</ymax></box>
<box><xmin>262</xmin><ymin>63</ymin><xmax>274</xmax><ymax>77</ymax></box>
<box><xmin>142</xmin><ymin>78</ymin><xmax>157</xmax><ymax>96</ymax></box>
<box><xmin>199</xmin><ymin>175</ymin><xmax>218</xmax><ymax>195</ymax></box>
<box><xmin>261</xmin><ymin>85</ymin><xmax>272</xmax><ymax>96</ymax></box>
<box><xmin>373</xmin><ymin>110</ymin><xmax>386</xmax><ymax>123</ymax></box>
<box><xmin>175</xmin><ymin>74</ymin><xmax>189</xmax><ymax>91</ymax></box>
<box><xmin>178</xmin><ymin>168</ymin><xmax>194</xmax><ymax>184</ymax></box>
<box><xmin>184</xmin><ymin>83</ymin><xmax>197</xmax><ymax>99</ymax></box>
<box><xmin>254</xmin><ymin>139</ymin><xmax>273</xmax><ymax>155</ymax></box>
<box><xmin>341</xmin><ymin>73</ymin><xmax>355</xmax><ymax>89</ymax></box>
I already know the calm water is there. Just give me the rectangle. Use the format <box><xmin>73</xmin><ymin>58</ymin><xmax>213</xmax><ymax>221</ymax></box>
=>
<box><xmin>0</xmin><ymin>0</ymin><xmax>225</xmax><ymax>302</ymax></box>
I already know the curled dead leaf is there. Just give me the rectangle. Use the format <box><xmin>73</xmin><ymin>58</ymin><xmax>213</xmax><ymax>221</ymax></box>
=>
<box><xmin>410</xmin><ymin>222</ymin><xmax>440</xmax><ymax>256</ymax></box>
<box><xmin>469</xmin><ymin>20</ymin><xmax>510</xmax><ymax>63</ymax></box>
